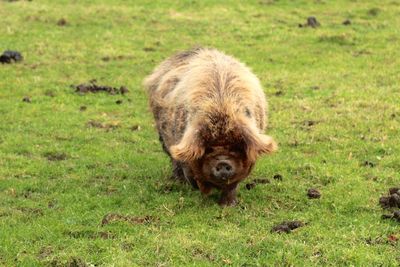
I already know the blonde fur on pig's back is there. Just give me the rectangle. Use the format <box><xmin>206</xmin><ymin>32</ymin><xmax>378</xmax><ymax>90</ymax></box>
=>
<box><xmin>144</xmin><ymin>48</ymin><xmax>267</xmax><ymax>152</ymax></box>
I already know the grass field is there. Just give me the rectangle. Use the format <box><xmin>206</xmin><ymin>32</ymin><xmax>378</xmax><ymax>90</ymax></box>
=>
<box><xmin>1</xmin><ymin>0</ymin><xmax>400</xmax><ymax>266</ymax></box>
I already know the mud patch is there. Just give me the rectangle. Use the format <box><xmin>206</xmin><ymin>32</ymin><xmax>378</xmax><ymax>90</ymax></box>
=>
<box><xmin>101</xmin><ymin>213</ymin><xmax>157</xmax><ymax>226</ymax></box>
<box><xmin>271</xmin><ymin>220</ymin><xmax>304</xmax><ymax>233</ymax></box>
<box><xmin>245</xmin><ymin>178</ymin><xmax>270</xmax><ymax>190</ymax></box>
<box><xmin>0</xmin><ymin>50</ymin><xmax>23</xmax><ymax>63</ymax></box>
<box><xmin>43</xmin><ymin>151</ymin><xmax>67</xmax><ymax>161</ymax></box>
<box><xmin>307</xmin><ymin>188</ymin><xmax>321</xmax><ymax>199</ymax></box>
<box><xmin>73</xmin><ymin>80</ymin><xmax>129</xmax><ymax>95</ymax></box>
<box><xmin>299</xmin><ymin>16</ymin><xmax>320</xmax><ymax>28</ymax></box>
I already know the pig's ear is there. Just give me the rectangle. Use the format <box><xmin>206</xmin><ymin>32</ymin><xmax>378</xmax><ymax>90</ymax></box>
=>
<box><xmin>241</xmin><ymin>126</ymin><xmax>277</xmax><ymax>161</ymax></box>
<box><xmin>170</xmin><ymin>127</ymin><xmax>205</xmax><ymax>162</ymax></box>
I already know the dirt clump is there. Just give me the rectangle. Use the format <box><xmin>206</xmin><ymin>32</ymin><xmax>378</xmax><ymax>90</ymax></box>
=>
<box><xmin>101</xmin><ymin>213</ymin><xmax>156</xmax><ymax>226</ymax></box>
<box><xmin>73</xmin><ymin>80</ymin><xmax>129</xmax><ymax>95</ymax></box>
<box><xmin>57</xmin><ymin>18</ymin><xmax>67</xmax><ymax>26</ymax></box>
<box><xmin>271</xmin><ymin>220</ymin><xmax>304</xmax><ymax>233</ymax></box>
<box><xmin>299</xmin><ymin>17</ymin><xmax>320</xmax><ymax>28</ymax></box>
<box><xmin>382</xmin><ymin>210</ymin><xmax>400</xmax><ymax>222</ymax></box>
<box><xmin>342</xmin><ymin>19</ymin><xmax>351</xmax><ymax>25</ymax></box>
<box><xmin>380</xmin><ymin>194</ymin><xmax>400</xmax><ymax>209</ymax></box>
<box><xmin>389</xmin><ymin>187</ymin><xmax>400</xmax><ymax>195</ymax></box>
<box><xmin>379</xmin><ymin>187</ymin><xmax>400</xmax><ymax>223</ymax></box>
<box><xmin>245</xmin><ymin>178</ymin><xmax>270</xmax><ymax>190</ymax></box>
<box><xmin>0</xmin><ymin>50</ymin><xmax>23</xmax><ymax>63</ymax></box>
<box><xmin>307</xmin><ymin>188</ymin><xmax>321</xmax><ymax>199</ymax></box>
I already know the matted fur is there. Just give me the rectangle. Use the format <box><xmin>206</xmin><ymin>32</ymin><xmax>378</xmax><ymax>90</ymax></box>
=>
<box><xmin>144</xmin><ymin>47</ymin><xmax>277</xmax><ymax>205</ymax></box>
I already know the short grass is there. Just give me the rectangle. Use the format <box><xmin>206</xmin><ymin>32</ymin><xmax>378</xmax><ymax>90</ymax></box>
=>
<box><xmin>1</xmin><ymin>0</ymin><xmax>399</xmax><ymax>266</ymax></box>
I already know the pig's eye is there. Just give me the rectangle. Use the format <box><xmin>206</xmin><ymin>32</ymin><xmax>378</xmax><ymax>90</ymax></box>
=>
<box><xmin>244</xmin><ymin>107</ymin><xmax>251</xmax><ymax>118</ymax></box>
<box><xmin>230</xmin><ymin>144</ymin><xmax>245</xmax><ymax>155</ymax></box>
<box><xmin>205</xmin><ymin>147</ymin><xmax>214</xmax><ymax>154</ymax></box>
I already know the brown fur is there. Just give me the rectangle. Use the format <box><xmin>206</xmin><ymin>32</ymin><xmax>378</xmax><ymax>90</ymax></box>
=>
<box><xmin>144</xmin><ymin>47</ymin><xmax>277</xmax><ymax>206</ymax></box>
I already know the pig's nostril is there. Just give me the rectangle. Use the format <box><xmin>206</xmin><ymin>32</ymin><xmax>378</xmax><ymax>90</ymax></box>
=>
<box><xmin>213</xmin><ymin>162</ymin><xmax>234</xmax><ymax>179</ymax></box>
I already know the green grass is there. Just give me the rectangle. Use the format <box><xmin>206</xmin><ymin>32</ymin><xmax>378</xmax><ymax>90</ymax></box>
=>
<box><xmin>1</xmin><ymin>0</ymin><xmax>399</xmax><ymax>266</ymax></box>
